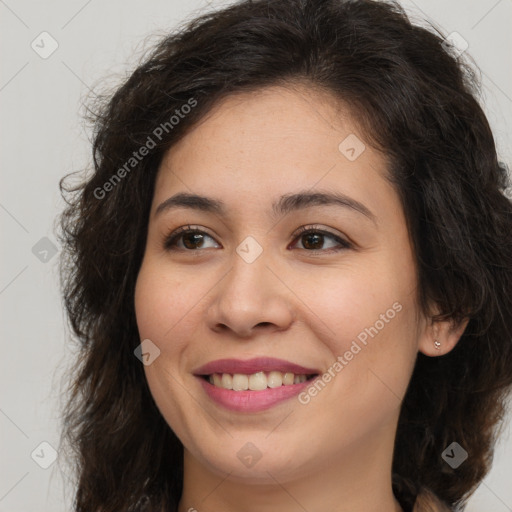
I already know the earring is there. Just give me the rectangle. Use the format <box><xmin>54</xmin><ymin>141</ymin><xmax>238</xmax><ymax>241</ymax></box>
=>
<box><xmin>434</xmin><ymin>339</ymin><xmax>441</xmax><ymax>350</ymax></box>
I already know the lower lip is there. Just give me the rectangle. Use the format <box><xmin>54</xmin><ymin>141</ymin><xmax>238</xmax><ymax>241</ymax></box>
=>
<box><xmin>196</xmin><ymin>376</ymin><xmax>316</xmax><ymax>412</ymax></box>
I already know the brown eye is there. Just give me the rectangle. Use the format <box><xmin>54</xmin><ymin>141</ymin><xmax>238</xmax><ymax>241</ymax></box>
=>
<box><xmin>291</xmin><ymin>227</ymin><xmax>352</xmax><ymax>253</ymax></box>
<box><xmin>182</xmin><ymin>232</ymin><xmax>206</xmax><ymax>249</ymax></box>
<box><xmin>301</xmin><ymin>232</ymin><xmax>324</xmax><ymax>250</ymax></box>
<box><xmin>162</xmin><ymin>225</ymin><xmax>351</xmax><ymax>253</ymax></box>
<box><xmin>163</xmin><ymin>227</ymin><xmax>220</xmax><ymax>251</ymax></box>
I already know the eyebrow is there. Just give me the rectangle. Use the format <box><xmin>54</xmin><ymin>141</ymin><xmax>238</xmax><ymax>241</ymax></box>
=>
<box><xmin>154</xmin><ymin>190</ymin><xmax>377</xmax><ymax>224</ymax></box>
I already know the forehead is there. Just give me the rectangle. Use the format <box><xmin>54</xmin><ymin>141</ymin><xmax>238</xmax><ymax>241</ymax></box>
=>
<box><xmin>165</xmin><ymin>84</ymin><xmax>357</xmax><ymax>159</ymax></box>
<box><xmin>152</xmin><ymin>84</ymin><xmax>397</xmax><ymax>222</ymax></box>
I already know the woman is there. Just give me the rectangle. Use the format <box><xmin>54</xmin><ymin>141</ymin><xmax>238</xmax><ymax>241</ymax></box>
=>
<box><xmin>59</xmin><ymin>0</ymin><xmax>512</xmax><ymax>511</ymax></box>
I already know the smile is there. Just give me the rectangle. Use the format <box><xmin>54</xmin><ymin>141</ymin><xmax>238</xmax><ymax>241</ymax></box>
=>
<box><xmin>203</xmin><ymin>371</ymin><xmax>315</xmax><ymax>390</ymax></box>
<box><xmin>193</xmin><ymin>357</ymin><xmax>321</xmax><ymax>412</ymax></box>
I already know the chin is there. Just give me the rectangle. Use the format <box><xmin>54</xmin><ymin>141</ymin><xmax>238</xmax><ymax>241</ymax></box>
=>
<box><xmin>191</xmin><ymin>440</ymin><xmax>315</xmax><ymax>484</ymax></box>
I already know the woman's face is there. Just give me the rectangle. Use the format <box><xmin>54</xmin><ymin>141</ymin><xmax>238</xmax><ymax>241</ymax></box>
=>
<box><xmin>134</xmin><ymin>85</ymin><xmax>428</xmax><ymax>483</ymax></box>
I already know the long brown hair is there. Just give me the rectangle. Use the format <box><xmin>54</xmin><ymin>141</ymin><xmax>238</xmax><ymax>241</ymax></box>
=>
<box><xmin>59</xmin><ymin>1</ymin><xmax>512</xmax><ymax>510</ymax></box>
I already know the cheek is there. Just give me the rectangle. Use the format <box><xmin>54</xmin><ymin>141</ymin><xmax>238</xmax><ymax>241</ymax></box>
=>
<box><xmin>290</xmin><ymin>262</ymin><xmax>411</xmax><ymax>344</ymax></box>
<box><xmin>134</xmin><ymin>260</ymin><xmax>195</xmax><ymax>345</ymax></box>
<box><xmin>294</xmin><ymin>258</ymin><xmax>418</xmax><ymax>400</ymax></box>
<box><xmin>134</xmin><ymin>262</ymin><xmax>197</xmax><ymax>430</ymax></box>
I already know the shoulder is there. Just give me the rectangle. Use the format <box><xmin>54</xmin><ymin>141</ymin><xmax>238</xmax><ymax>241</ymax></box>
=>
<box><xmin>413</xmin><ymin>488</ymin><xmax>452</xmax><ymax>512</ymax></box>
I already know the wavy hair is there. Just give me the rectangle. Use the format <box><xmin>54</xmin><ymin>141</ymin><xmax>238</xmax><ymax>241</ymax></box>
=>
<box><xmin>58</xmin><ymin>0</ymin><xmax>512</xmax><ymax>510</ymax></box>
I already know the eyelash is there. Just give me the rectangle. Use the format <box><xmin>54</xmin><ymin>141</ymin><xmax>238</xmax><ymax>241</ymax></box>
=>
<box><xmin>162</xmin><ymin>224</ymin><xmax>353</xmax><ymax>254</ymax></box>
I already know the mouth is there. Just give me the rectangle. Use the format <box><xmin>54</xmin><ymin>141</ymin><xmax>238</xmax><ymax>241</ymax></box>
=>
<box><xmin>198</xmin><ymin>371</ymin><xmax>318</xmax><ymax>391</ymax></box>
<box><xmin>193</xmin><ymin>357</ymin><xmax>321</xmax><ymax>412</ymax></box>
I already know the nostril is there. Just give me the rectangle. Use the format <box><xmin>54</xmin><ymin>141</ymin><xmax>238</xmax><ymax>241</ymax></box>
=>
<box><xmin>256</xmin><ymin>322</ymin><xmax>273</xmax><ymax>328</ymax></box>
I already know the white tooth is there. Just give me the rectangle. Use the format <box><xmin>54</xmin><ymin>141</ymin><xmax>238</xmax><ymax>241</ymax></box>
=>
<box><xmin>212</xmin><ymin>371</ymin><xmax>308</xmax><ymax>389</ymax></box>
<box><xmin>232</xmin><ymin>373</ymin><xmax>249</xmax><ymax>391</ymax></box>
<box><xmin>221</xmin><ymin>373</ymin><xmax>233</xmax><ymax>390</ymax></box>
<box><xmin>282</xmin><ymin>372</ymin><xmax>294</xmax><ymax>385</ymax></box>
<box><xmin>248</xmin><ymin>371</ymin><xmax>267</xmax><ymax>390</ymax></box>
<box><xmin>267</xmin><ymin>371</ymin><xmax>283</xmax><ymax>388</ymax></box>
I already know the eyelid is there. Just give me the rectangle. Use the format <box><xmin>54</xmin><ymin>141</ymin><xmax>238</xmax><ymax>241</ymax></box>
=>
<box><xmin>162</xmin><ymin>224</ymin><xmax>220</xmax><ymax>250</ymax></box>
<box><xmin>289</xmin><ymin>225</ymin><xmax>353</xmax><ymax>251</ymax></box>
<box><xmin>162</xmin><ymin>224</ymin><xmax>353</xmax><ymax>252</ymax></box>
<box><xmin>291</xmin><ymin>224</ymin><xmax>346</xmax><ymax>241</ymax></box>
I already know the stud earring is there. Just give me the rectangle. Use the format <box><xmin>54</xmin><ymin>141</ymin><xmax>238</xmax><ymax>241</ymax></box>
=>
<box><xmin>434</xmin><ymin>339</ymin><xmax>441</xmax><ymax>350</ymax></box>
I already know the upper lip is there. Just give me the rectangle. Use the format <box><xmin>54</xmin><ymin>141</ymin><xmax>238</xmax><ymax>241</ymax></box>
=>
<box><xmin>193</xmin><ymin>357</ymin><xmax>320</xmax><ymax>376</ymax></box>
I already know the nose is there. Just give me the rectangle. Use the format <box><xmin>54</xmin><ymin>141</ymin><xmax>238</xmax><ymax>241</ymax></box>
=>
<box><xmin>206</xmin><ymin>250</ymin><xmax>295</xmax><ymax>338</ymax></box>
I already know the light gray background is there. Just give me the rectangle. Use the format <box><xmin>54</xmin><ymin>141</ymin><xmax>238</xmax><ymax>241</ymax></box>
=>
<box><xmin>1</xmin><ymin>0</ymin><xmax>511</xmax><ymax>511</ymax></box>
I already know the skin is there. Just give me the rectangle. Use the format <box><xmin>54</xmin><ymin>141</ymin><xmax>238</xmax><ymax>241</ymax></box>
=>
<box><xmin>134</xmin><ymin>84</ymin><xmax>468</xmax><ymax>512</ymax></box>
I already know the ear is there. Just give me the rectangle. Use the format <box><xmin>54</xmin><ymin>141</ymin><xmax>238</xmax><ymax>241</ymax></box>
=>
<box><xmin>418</xmin><ymin>314</ymin><xmax>469</xmax><ymax>357</ymax></box>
